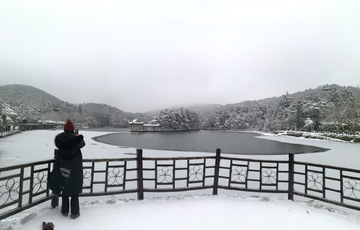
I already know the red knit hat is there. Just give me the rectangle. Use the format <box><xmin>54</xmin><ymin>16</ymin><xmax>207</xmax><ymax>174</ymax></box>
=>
<box><xmin>64</xmin><ymin>118</ymin><xmax>75</xmax><ymax>132</ymax></box>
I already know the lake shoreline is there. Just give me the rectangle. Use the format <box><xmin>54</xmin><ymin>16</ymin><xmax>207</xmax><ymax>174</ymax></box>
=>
<box><xmin>0</xmin><ymin>129</ymin><xmax>358</xmax><ymax>168</ymax></box>
<box><xmin>2</xmin><ymin>127</ymin><xmax>359</xmax><ymax>146</ymax></box>
<box><xmin>92</xmin><ymin>129</ymin><xmax>329</xmax><ymax>155</ymax></box>
<box><xmin>267</xmin><ymin>130</ymin><xmax>360</xmax><ymax>143</ymax></box>
<box><xmin>219</xmin><ymin>129</ymin><xmax>360</xmax><ymax>144</ymax></box>
<box><xmin>88</xmin><ymin>128</ymin><xmax>360</xmax><ymax>144</ymax></box>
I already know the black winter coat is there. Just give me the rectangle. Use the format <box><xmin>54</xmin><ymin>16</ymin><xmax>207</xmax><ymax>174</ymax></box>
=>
<box><xmin>48</xmin><ymin>132</ymin><xmax>85</xmax><ymax>196</ymax></box>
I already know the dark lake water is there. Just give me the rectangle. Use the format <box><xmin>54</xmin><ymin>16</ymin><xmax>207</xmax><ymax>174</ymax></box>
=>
<box><xmin>92</xmin><ymin>129</ymin><xmax>328</xmax><ymax>155</ymax></box>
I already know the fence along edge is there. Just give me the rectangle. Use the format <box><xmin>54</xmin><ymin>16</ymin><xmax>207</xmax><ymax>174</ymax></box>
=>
<box><xmin>136</xmin><ymin>149</ymin><xmax>144</xmax><ymax>200</ymax></box>
<box><xmin>288</xmin><ymin>153</ymin><xmax>295</xmax><ymax>201</ymax></box>
<box><xmin>212</xmin><ymin>148</ymin><xmax>221</xmax><ymax>195</ymax></box>
<box><xmin>4</xmin><ymin>149</ymin><xmax>360</xmax><ymax>221</ymax></box>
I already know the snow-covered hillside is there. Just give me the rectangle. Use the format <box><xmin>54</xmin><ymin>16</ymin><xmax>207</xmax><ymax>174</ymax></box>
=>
<box><xmin>0</xmin><ymin>99</ymin><xmax>19</xmax><ymax>130</ymax></box>
<box><xmin>0</xmin><ymin>85</ymin><xmax>140</xmax><ymax>128</ymax></box>
<box><xmin>1</xmin><ymin>84</ymin><xmax>359</xmax><ymax>133</ymax></box>
<box><xmin>201</xmin><ymin>84</ymin><xmax>360</xmax><ymax>133</ymax></box>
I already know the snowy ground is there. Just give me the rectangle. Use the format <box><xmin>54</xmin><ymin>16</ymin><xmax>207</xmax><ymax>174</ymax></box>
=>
<box><xmin>257</xmin><ymin>132</ymin><xmax>360</xmax><ymax>169</ymax></box>
<box><xmin>6</xmin><ymin>195</ymin><xmax>360</xmax><ymax>230</ymax></box>
<box><xmin>1</xmin><ymin>129</ymin><xmax>360</xmax><ymax>229</ymax></box>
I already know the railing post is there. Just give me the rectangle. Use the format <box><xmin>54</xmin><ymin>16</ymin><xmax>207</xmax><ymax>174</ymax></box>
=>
<box><xmin>51</xmin><ymin>149</ymin><xmax>59</xmax><ymax>208</ymax></box>
<box><xmin>288</xmin><ymin>153</ymin><xmax>294</xmax><ymax>201</ymax></box>
<box><xmin>212</xmin><ymin>148</ymin><xmax>221</xmax><ymax>195</ymax></box>
<box><xmin>137</xmin><ymin>149</ymin><xmax>144</xmax><ymax>200</ymax></box>
<box><xmin>18</xmin><ymin>167</ymin><xmax>24</xmax><ymax>208</ymax></box>
<box><xmin>51</xmin><ymin>194</ymin><xmax>59</xmax><ymax>208</ymax></box>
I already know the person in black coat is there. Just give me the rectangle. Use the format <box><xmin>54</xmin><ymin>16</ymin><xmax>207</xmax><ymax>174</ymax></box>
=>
<box><xmin>48</xmin><ymin>118</ymin><xmax>85</xmax><ymax>219</ymax></box>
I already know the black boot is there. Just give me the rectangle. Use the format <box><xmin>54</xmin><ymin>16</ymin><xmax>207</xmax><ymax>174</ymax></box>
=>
<box><xmin>71</xmin><ymin>213</ymin><xmax>80</xmax><ymax>219</ymax></box>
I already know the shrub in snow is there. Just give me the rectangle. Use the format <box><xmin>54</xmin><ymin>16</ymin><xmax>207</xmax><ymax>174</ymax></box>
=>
<box><xmin>302</xmin><ymin>119</ymin><xmax>315</xmax><ymax>132</ymax></box>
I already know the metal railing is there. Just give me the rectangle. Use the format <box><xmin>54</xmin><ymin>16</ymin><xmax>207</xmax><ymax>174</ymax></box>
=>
<box><xmin>0</xmin><ymin>159</ymin><xmax>55</xmax><ymax>220</ymax></box>
<box><xmin>0</xmin><ymin>130</ymin><xmax>21</xmax><ymax>138</ymax></box>
<box><xmin>292</xmin><ymin>160</ymin><xmax>360</xmax><ymax>210</ymax></box>
<box><xmin>1</xmin><ymin>149</ymin><xmax>360</xmax><ymax>221</ymax></box>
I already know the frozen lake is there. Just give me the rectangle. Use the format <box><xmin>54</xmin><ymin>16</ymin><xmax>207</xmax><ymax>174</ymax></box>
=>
<box><xmin>93</xmin><ymin>129</ymin><xmax>327</xmax><ymax>155</ymax></box>
<box><xmin>0</xmin><ymin>129</ymin><xmax>359</xmax><ymax>169</ymax></box>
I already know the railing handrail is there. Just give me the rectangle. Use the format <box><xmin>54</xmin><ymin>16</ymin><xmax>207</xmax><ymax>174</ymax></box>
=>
<box><xmin>293</xmin><ymin>160</ymin><xmax>360</xmax><ymax>173</ymax></box>
<box><xmin>2</xmin><ymin>149</ymin><xmax>360</xmax><ymax>221</ymax></box>
<box><xmin>0</xmin><ymin>159</ymin><xmax>55</xmax><ymax>172</ymax></box>
<box><xmin>143</xmin><ymin>155</ymin><xmax>216</xmax><ymax>161</ymax></box>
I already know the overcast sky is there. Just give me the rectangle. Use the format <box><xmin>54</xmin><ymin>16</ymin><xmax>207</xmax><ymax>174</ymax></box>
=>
<box><xmin>1</xmin><ymin>0</ymin><xmax>359</xmax><ymax>112</ymax></box>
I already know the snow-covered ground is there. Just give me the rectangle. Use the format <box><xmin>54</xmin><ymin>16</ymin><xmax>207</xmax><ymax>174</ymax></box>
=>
<box><xmin>5</xmin><ymin>195</ymin><xmax>360</xmax><ymax>230</ymax></box>
<box><xmin>1</xmin><ymin>129</ymin><xmax>360</xmax><ymax>230</ymax></box>
<box><xmin>257</xmin><ymin>133</ymin><xmax>360</xmax><ymax>169</ymax></box>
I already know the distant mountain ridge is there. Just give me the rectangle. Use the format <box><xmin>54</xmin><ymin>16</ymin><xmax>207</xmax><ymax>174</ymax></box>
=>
<box><xmin>200</xmin><ymin>84</ymin><xmax>360</xmax><ymax>133</ymax></box>
<box><xmin>0</xmin><ymin>84</ymin><xmax>141</xmax><ymax>129</ymax></box>
<box><xmin>0</xmin><ymin>84</ymin><xmax>359</xmax><ymax>133</ymax></box>
<box><xmin>0</xmin><ymin>85</ymin><xmax>62</xmax><ymax>106</ymax></box>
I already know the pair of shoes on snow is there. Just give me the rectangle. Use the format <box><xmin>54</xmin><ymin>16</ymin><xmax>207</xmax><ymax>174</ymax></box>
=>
<box><xmin>71</xmin><ymin>213</ymin><xmax>80</xmax><ymax>219</ymax></box>
<box><xmin>42</xmin><ymin>222</ymin><xmax>54</xmax><ymax>230</ymax></box>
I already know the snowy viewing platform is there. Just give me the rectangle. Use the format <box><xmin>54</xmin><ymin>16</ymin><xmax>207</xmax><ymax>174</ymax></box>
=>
<box><xmin>1</xmin><ymin>130</ymin><xmax>360</xmax><ymax>229</ymax></box>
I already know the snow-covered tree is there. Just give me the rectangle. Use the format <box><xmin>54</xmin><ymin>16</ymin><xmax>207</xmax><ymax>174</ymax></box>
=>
<box><xmin>0</xmin><ymin>99</ymin><xmax>20</xmax><ymax>130</ymax></box>
<box><xmin>325</xmin><ymin>88</ymin><xmax>354</xmax><ymax>133</ymax></box>
<box><xmin>345</xmin><ymin>85</ymin><xmax>360</xmax><ymax>134</ymax></box>
<box><xmin>151</xmin><ymin>108</ymin><xmax>200</xmax><ymax>130</ymax></box>
<box><xmin>303</xmin><ymin>118</ymin><xmax>315</xmax><ymax>132</ymax></box>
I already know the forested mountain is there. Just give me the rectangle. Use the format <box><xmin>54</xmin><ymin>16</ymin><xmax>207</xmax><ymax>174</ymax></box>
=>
<box><xmin>0</xmin><ymin>85</ymin><xmax>140</xmax><ymax>129</ymax></box>
<box><xmin>200</xmin><ymin>84</ymin><xmax>360</xmax><ymax>133</ymax></box>
<box><xmin>0</xmin><ymin>85</ymin><xmax>89</xmax><ymax>125</ymax></box>
<box><xmin>1</xmin><ymin>84</ymin><xmax>359</xmax><ymax>133</ymax></box>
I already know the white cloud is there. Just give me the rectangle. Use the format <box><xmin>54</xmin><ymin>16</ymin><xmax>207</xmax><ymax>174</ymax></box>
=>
<box><xmin>1</xmin><ymin>0</ymin><xmax>360</xmax><ymax>112</ymax></box>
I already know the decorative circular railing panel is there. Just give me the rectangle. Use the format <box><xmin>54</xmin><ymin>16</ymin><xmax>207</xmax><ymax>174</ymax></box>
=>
<box><xmin>343</xmin><ymin>178</ymin><xmax>360</xmax><ymax>200</ymax></box>
<box><xmin>0</xmin><ymin>178</ymin><xmax>20</xmax><ymax>206</ymax></box>
<box><xmin>307</xmin><ymin>172</ymin><xmax>323</xmax><ymax>191</ymax></box>
<box><xmin>157</xmin><ymin>166</ymin><xmax>173</xmax><ymax>184</ymax></box>
<box><xmin>189</xmin><ymin>165</ymin><xmax>203</xmax><ymax>182</ymax></box>
<box><xmin>108</xmin><ymin>167</ymin><xmax>125</xmax><ymax>186</ymax></box>
<box><xmin>231</xmin><ymin>166</ymin><xmax>247</xmax><ymax>183</ymax></box>
<box><xmin>262</xmin><ymin>168</ymin><xmax>277</xmax><ymax>185</ymax></box>
<box><xmin>32</xmin><ymin>171</ymin><xmax>47</xmax><ymax>194</ymax></box>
